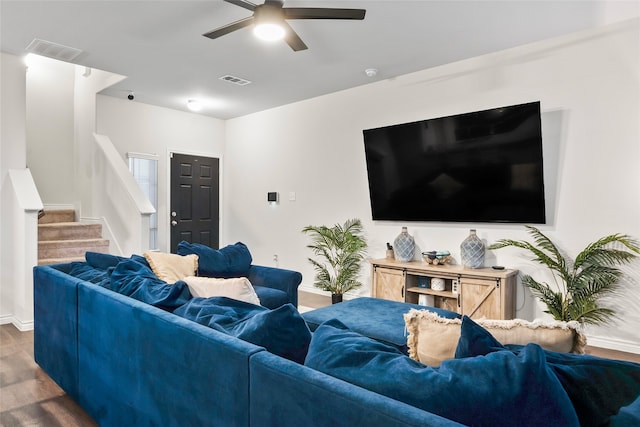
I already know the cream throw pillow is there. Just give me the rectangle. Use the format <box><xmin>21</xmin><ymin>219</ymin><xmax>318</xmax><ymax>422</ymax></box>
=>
<box><xmin>144</xmin><ymin>251</ymin><xmax>198</xmax><ymax>283</ymax></box>
<box><xmin>182</xmin><ymin>276</ymin><xmax>261</xmax><ymax>306</ymax></box>
<box><xmin>404</xmin><ymin>311</ymin><xmax>462</xmax><ymax>366</ymax></box>
<box><xmin>404</xmin><ymin>309</ymin><xmax>586</xmax><ymax>366</ymax></box>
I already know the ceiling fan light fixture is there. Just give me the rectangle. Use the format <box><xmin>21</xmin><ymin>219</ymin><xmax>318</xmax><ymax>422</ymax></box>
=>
<box><xmin>253</xmin><ymin>22</ymin><xmax>285</xmax><ymax>42</ymax></box>
<box><xmin>203</xmin><ymin>1</ymin><xmax>366</xmax><ymax>51</ymax></box>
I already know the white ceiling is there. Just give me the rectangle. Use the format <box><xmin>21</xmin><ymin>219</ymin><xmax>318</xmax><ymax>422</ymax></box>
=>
<box><xmin>1</xmin><ymin>1</ymin><xmax>636</xmax><ymax>119</ymax></box>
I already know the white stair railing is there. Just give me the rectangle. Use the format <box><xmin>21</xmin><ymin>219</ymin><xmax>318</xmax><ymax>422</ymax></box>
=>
<box><xmin>5</xmin><ymin>169</ymin><xmax>42</xmax><ymax>330</ymax></box>
<box><xmin>93</xmin><ymin>133</ymin><xmax>155</xmax><ymax>256</ymax></box>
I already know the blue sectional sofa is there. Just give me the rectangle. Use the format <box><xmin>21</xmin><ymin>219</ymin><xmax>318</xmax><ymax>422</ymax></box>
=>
<box><xmin>34</xmin><ymin>248</ymin><xmax>640</xmax><ymax>427</ymax></box>
<box><xmin>34</xmin><ymin>261</ymin><xmax>461</xmax><ymax>426</ymax></box>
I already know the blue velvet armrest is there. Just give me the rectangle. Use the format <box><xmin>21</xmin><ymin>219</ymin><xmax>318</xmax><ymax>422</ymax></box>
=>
<box><xmin>247</xmin><ymin>265</ymin><xmax>302</xmax><ymax>307</ymax></box>
<box><xmin>33</xmin><ymin>264</ymin><xmax>82</xmax><ymax>400</ymax></box>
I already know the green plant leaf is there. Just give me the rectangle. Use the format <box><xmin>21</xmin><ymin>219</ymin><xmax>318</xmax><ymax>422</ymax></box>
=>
<box><xmin>487</xmin><ymin>226</ymin><xmax>639</xmax><ymax>325</ymax></box>
<box><xmin>302</xmin><ymin>218</ymin><xmax>367</xmax><ymax>295</ymax></box>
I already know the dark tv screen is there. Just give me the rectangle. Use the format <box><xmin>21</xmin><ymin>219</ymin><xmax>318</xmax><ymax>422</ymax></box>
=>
<box><xmin>363</xmin><ymin>101</ymin><xmax>545</xmax><ymax>223</ymax></box>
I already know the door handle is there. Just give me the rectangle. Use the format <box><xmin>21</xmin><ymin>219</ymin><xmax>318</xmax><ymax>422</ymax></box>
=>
<box><xmin>171</xmin><ymin>220</ymin><xmax>178</xmax><ymax>226</ymax></box>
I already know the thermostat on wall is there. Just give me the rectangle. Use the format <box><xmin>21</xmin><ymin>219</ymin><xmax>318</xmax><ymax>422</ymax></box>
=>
<box><xmin>267</xmin><ymin>192</ymin><xmax>279</xmax><ymax>203</ymax></box>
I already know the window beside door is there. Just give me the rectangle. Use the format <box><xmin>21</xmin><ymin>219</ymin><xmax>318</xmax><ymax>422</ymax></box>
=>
<box><xmin>128</xmin><ymin>152</ymin><xmax>159</xmax><ymax>250</ymax></box>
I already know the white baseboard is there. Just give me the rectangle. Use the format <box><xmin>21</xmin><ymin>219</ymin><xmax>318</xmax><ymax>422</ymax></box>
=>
<box><xmin>42</xmin><ymin>203</ymin><xmax>74</xmax><ymax>211</ymax></box>
<box><xmin>586</xmin><ymin>335</ymin><xmax>640</xmax><ymax>354</ymax></box>
<box><xmin>14</xmin><ymin>319</ymin><xmax>34</xmax><ymax>332</ymax></box>
<box><xmin>298</xmin><ymin>284</ymin><xmax>360</xmax><ymax>301</ymax></box>
<box><xmin>0</xmin><ymin>315</ymin><xmax>34</xmax><ymax>331</ymax></box>
<box><xmin>298</xmin><ymin>284</ymin><xmax>324</xmax><ymax>295</ymax></box>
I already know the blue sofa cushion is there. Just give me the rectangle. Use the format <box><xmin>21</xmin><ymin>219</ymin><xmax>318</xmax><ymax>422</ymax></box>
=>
<box><xmin>253</xmin><ymin>285</ymin><xmax>289</xmax><ymax>310</ymax></box>
<box><xmin>455</xmin><ymin>315</ymin><xmax>640</xmax><ymax>427</ymax></box>
<box><xmin>174</xmin><ymin>297</ymin><xmax>311</xmax><ymax>364</ymax></box>
<box><xmin>305</xmin><ymin>319</ymin><xmax>579</xmax><ymax>427</ymax></box>
<box><xmin>85</xmin><ymin>251</ymin><xmax>149</xmax><ymax>270</ymax></box>
<box><xmin>67</xmin><ymin>262</ymin><xmax>112</xmax><ymax>288</ymax></box>
<box><xmin>177</xmin><ymin>241</ymin><xmax>252</xmax><ymax>278</ymax></box>
<box><xmin>611</xmin><ymin>397</ymin><xmax>640</xmax><ymax>427</ymax></box>
<box><xmin>108</xmin><ymin>259</ymin><xmax>191</xmax><ymax>311</ymax></box>
<box><xmin>85</xmin><ymin>252</ymin><xmax>125</xmax><ymax>269</ymax></box>
<box><xmin>302</xmin><ymin>297</ymin><xmax>460</xmax><ymax>353</ymax></box>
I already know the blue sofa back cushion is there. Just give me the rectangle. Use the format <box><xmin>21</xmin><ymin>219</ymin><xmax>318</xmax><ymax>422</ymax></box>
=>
<box><xmin>177</xmin><ymin>241</ymin><xmax>252</xmax><ymax>278</ymax></box>
<box><xmin>85</xmin><ymin>251</ymin><xmax>149</xmax><ymax>270</ymax></box>
<box><xmin>108</xmin><ymin>259</ymin><xmax>191</xmax><ymax>311</ymax></box>
<box><xmin>455</xmin><ymin>315</ymin><xmax>640</xmax><ymax>427</ymax></box>
<box><xmin>174</xmin><ymin>297</ymin><xmax>311</xmax><ymax>364</ymax></box>
<box><xmin>67</xmin><ymin>262</ymin><xmax>112</xmax><ymax>288</ymax></box>
<box><xmin>305</xmin><ymin>319</ymin><xmax>579</xmax><ymax>427</ymax></box>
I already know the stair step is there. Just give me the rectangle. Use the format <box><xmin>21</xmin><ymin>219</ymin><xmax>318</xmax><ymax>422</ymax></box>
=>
<box><xmin>38</xmin><ymin>209</ymin><xmax>75</xmax><ymax>224</ymax></box>
<box><xmin>37</xmin><ymin>209</ymin><xmax>110</xmax><ymax>265</ymax></box>
<box><xmin>38</xmin><ymin>257</ymin><xmax>86</xmax><ymax>266</ymax></box>
<box><xmin>38</xmin><ymin>222</ymin><xmax>103</xmax><ymax>241</ymax></box>
<box><xmin>38</xmin><ymin>239</ymin><xmax>110</xmax><ymax>259</ymax></box>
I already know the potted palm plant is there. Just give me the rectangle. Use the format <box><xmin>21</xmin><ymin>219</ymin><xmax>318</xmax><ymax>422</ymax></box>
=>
<box><xmin>488</xmin><ymin>225</ymin><xmax>640</xmax><ymax>325</ymax></box>
<box><xmin>302</xmin><ymin>218</ymin><xmax>367</xmax><ymax>304</ymax></box>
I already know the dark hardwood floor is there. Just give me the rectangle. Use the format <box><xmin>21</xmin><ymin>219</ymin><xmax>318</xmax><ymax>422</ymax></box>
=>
<box><xmin>0</xmin><ymin>324</ymin><xmax>98</xmax><ymax>426</ymax></box>
<box><xmin>1</xmin><ymin>290</ymin><xmax>638</xmax><ymax>426</ymax></box>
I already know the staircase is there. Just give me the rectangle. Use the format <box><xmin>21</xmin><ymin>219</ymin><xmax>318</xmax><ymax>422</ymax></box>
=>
<box><xmin>38</xmin><ymin>209</ymin><xmax>110</xmax><ymax>265</ymax></box>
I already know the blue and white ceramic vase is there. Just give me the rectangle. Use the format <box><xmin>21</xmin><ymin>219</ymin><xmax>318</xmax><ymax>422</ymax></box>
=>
<box><xmin>460</xmin><ymin>229</ymin><xmax>485</xmax><ymax>268</ymax></box>
<box><xmin>393</xmin><ymin>227</ymin><xmax>415</xmax><ymax>262</ymax></box>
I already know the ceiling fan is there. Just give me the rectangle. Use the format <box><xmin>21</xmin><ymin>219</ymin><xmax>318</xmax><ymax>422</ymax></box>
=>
<box><xmin>203</xmin><ymin>0</ymin><xmax>366</xmax><ymax>51</ymax></box>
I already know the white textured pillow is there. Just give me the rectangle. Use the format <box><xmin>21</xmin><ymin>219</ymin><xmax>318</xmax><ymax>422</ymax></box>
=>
<box><xmin>182</xmin><ymin>276</ymin><xmax>260</xmax><ymax>305</ymax></box>
<box><xmin>404</xmin><ymin>309</ymin><xmax>586</xmax><ymax>366</ymax></box>
<box><xmin>475</xmin><ymin>317</ymin><xmax>586</xmax><ymax>353</ymax></box>
<box><xmin>144</xmin><ymin>251</ymin><xmax>198</xmax><ymax>283</ymax></box>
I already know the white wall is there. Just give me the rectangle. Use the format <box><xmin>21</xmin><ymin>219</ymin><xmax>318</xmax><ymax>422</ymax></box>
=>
<box><xmin>96</xmin><ymin>95</ymin><xmax>226</xmax><ymax>253</ymax></box>
<box><xmin>0</xmin><ymin>53</ymin><xmax>27</xmax><ymax>322</ymax></box>
<box><xmin>225</xmin><ymin>19</ymin><xmax>640</xmax><ymax>351</ymax></box>
<box><xmin>26</xmin><ymin>55</ymin><xmax>76</xmax><ymax>206</ymax></box>
<box><xmin>3</xmin><ymin>16</ymin><xmax>638</xmax><ymax>351</ymax></box>
<box><xmin>74</xmin><ymin>66</ymin><xmax>127</xmax><ymax>219</ymax></box>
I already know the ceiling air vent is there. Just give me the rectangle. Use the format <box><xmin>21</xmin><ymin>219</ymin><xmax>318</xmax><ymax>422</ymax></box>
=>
<box><xmin>25</xmin><ymin>38</ymin><xmax>83</xmax><ymax>62</ymax></box>
<box><xmin>219</xmin><ymin>75</ymin><xmax>252</xmax><ymax>86</ymax></box>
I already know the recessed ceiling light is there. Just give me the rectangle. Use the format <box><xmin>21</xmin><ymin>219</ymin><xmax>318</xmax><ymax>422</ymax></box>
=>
<box><xmin>187</xmin><ymin>100</ymin><xmax>203</xmax><ymax>112</ymax></box>
<box><xmin>365</xmin><ymin>68</ymin><xmax>378</xmax><ymax>77</ymax></box>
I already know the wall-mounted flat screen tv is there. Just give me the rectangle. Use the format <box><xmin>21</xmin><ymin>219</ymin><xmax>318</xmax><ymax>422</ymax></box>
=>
<box><xmin>363</xmin><ymin>101</ymin><xmax>545</xmax><ymax>223</ymax></box>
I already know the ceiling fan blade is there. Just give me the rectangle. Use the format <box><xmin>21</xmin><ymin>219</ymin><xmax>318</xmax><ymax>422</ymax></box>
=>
<box><xmin>223</xmin><ymin>0</ymin><xmax>257</xmax><ymax>12</ymax></box>
<box><xmin>203</xmin><ymin>16</ymin><xmax>254</xmax><ymax>39</ymax></box>
<box><xmin>281</xmin><ymin>21</ymin><xmax>308</xmax><ymax>51</ymax></box>
<box><xmin>283</xmin><ymin>8</ymin><xmax>366</xmax><ymax>20</ymax></box>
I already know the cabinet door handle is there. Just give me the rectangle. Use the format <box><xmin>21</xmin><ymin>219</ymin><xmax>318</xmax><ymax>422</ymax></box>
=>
<box><xmin>457</xmin><ymin>293</ymin><xmax>461</xmax><ymax>308</ymax></box>
<box><xmin>402</xmin><ymin>286</ymin><xmax>405</xmax><ymax>299</ymax></box>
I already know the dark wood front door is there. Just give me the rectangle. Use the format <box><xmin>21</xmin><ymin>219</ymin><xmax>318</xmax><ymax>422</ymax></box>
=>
<box><xmin>170</xmin><ymin>153</ymin><xmax>219</xmax><ymax>253</ymax></box>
